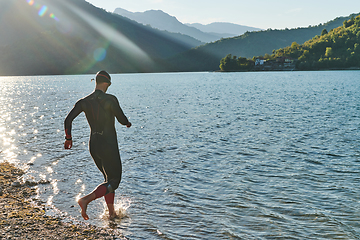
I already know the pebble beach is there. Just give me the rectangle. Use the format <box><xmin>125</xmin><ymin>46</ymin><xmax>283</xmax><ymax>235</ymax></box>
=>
<box><xmin>0</xmin><ymin>162</ymin><xmax>124</xmax><ymax>240</ymax></box>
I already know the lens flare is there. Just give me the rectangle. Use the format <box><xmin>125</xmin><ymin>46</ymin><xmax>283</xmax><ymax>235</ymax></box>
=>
<box><xmin>26</xmin><ymin>0</ymin><xmax>58</xmax><ymax>21</ymax></box>
<box><xmin>49</xmin><ymin>13</ymin><xmax>59</xmax><ymax>21</ymax></box>
<box><xmin>34</xmin><ymin>3</ymin><xmax>41</xmax><ymax>10</ymax></box>
<box><xmin>38</xmin><ymin>5</ymin><xmax>48</xmax><ymax>17</ymax></box>
<box><xmin>93</xmin><ymin>48</ymin><xmax>107</xmax><ymax>62</ymax></box>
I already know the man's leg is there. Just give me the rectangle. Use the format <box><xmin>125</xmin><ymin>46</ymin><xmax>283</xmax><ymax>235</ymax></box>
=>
<box><xmin>105</xmin><ymin>192</ymin><xmax>117</xmax><ymax>219</ymax></box>
<box><xmin>78</xmin><ymin>184</ymin><xmax>107</xmax><ymax>220</ymax></box>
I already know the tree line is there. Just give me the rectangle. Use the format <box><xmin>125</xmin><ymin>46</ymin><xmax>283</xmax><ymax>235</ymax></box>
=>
<box><xmin>220</xmin><ymin>15</ymin><xmax>360</xmax><ymax>71</ymax></box>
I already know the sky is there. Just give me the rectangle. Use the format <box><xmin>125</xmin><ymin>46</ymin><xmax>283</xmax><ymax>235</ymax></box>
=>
<box><xmin>85</xmin><ymin>0</ymin><xmax>360</xmax><ymax>30</ymax></box>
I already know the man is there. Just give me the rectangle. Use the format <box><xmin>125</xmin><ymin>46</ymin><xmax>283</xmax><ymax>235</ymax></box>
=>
<box><xmin>64</xmin><ymin>70</ymin><xmax>131</xmax><ymax>220</ymax></box>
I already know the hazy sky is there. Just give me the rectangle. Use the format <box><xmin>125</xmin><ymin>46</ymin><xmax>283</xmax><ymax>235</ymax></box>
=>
<box><xmin>86</xmin><ymin>0</ymin><xmax>360</xmax><ymax>29</ymax></box>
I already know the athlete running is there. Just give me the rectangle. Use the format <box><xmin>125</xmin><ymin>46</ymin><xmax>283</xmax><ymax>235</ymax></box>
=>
<box><xmin>64</xmin><ymin>70</ymin><xmax>131</xmax><ymax>220</ymax></box>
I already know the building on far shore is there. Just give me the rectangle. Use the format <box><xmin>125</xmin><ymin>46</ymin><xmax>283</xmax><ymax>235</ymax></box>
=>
<box><xmin>254</xmin><ymin>57</ymin><xmax>297</xmax><ymax>71</ymax></box>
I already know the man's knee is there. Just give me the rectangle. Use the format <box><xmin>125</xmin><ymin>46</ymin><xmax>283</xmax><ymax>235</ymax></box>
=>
<box><xmin>107</xmin><ymin>178</ymin><xmax>121</xmax><ymax>193</ymax></box>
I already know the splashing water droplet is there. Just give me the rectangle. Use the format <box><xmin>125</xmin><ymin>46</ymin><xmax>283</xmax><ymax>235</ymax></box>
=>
<box><xmin>101</xmin><ymin>197</ymin><xmax>131</xmax><ymax>220</ymax></box>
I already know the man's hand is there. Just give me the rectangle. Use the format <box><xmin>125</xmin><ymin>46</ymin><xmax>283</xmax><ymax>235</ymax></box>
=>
<box><xmin>126</xmin><ymin>122</ymin><xmax>132</xmax><ymax>128</ymax></box>
<box><xmin>64</xmin><ymin>140</ymin><xmax>73</xmax><ymax>149</ymax></box>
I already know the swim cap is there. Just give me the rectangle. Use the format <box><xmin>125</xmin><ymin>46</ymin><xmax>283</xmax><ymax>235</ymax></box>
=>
<box><xmin>95</xmin><ymin>70</ymin><xmax>111</xmax><ymax>84</ymax></box>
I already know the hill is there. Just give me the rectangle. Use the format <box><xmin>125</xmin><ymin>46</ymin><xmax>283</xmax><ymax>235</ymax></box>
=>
<box><xmin>274</xmin><ymin>16</ymin><xmax>360</xmax><ymax>70</ymax></box>
<box><xmin>0</xmin><ymin>0</ymin><xmax>198</xmax><ymax>76</ymax></box>
<box><xmin>186</xmin><ymin>22</ymin><xmax>262</xmax><ymax>38</ymax></box>
<box><xmin>166</xmin><ymin>13</ymin><xmax>360</xmax><ymax>72</ymax></box>
<box><xmin>114</xmin><ymin>8</ymin><xmax>221</xmax><ymax>43</ymax></box>
<box><xmin>218</xmin><ymin>15</ymin><xmax>360</xmax><ymax>71</ymax></box>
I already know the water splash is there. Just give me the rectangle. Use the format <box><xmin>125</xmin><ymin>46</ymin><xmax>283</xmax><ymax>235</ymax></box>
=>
<box><xmin>100</xmin><ymin>197</ymin><xmax>131</xmax><ymax>221</ymax></box>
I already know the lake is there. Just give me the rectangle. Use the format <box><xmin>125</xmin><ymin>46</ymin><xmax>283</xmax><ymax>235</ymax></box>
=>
<box><xmin>0</xmin><ymin>71</ymin><xmax>360</xmax><ymax>239</ymax></box>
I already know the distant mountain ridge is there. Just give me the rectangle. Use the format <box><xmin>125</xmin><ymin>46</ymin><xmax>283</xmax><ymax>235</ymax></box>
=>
<box><xmin>186</xmin><ymin>22</ymin><xmax>263</xmax><ymax>37</ymax></box>
<box><xmin>114</xmin><ymin>8</ymin><xmax>261</xmax><ymax>43</ymax></box>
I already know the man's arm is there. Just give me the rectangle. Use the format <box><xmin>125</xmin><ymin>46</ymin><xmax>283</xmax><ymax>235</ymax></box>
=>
<box><xmin>64</xmin><ymin>101</ymin><xmax>83</xmax><ymax>149</ymax></box>
<box><xmin>110</xmin><ymin>96</ymin><xmax>131</xmax><ymax>127</ymax></box>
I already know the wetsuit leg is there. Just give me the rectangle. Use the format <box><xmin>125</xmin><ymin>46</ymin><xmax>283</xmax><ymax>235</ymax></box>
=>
<box><xmin>100</xmin><ymin>143</ymin><xmax>122</xmax><ymax>192</ymax></box>
<box><xmin>89</xmin><ymin>135</ymin><xmax>122</xmax><ymax>198</ymax></box>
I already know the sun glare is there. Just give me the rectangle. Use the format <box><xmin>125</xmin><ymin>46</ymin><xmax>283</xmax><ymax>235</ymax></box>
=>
<box><xmin>21</xmin><ymin>0</ymin><xmax>155</xmax><ymax>72</ymax></box>
<box><xmin>67</xmin><ymin>3</ymin><xmax>153</xmax><ymax>66</ymax></box>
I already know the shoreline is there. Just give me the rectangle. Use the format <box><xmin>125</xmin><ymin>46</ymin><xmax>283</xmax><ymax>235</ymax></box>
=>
<box><xmin>0</xmin><ymin>68</ymin><xmax>360</xmax><ymax>77</ymax></box>
<box><xmin>217</xmin><ymin>67</ymin><xmax>360</xmax><ymax>73</ymax></box>
<box><xmin>0</xmin><ymin>161</ymin><xmax>124</xmax><ymax>240</ymax></box>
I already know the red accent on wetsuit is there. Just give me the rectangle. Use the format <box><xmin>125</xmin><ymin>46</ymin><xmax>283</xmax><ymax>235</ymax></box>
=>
<box><xmin>65</xmin><ymin>129</ymin><xmax>71</xmax><ymax>139</ymax></box>
<box><xmin>105</xmin><ymin>192</ymin><xmax>115</xmax><ymax>205</ymax></box>
<box><xmin>94</xmin><ymin>184</ymin><xmax>107</xmax><ymax>199</ymax></box>
<box><xmin>64</xmin><ymin>129</ymin><xmax>73</xmax><ymax>149</ymax></box>
<box><xmin>97</xmin><ymin>74</ymin><xmax>110</xmax><ymax>80</ymax></box>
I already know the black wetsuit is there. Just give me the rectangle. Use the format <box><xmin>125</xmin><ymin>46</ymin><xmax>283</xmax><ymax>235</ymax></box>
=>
<box><xmin>64</xmin><ymin>90</ymin><xmax>130</xmax><ymax>194</ymax></box>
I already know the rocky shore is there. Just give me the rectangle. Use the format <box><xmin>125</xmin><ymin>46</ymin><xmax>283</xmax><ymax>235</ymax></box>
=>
<box><xmin>0</xmin><ymin>161</ymin><xmax>124</xmax><ymax>240</ymax></box>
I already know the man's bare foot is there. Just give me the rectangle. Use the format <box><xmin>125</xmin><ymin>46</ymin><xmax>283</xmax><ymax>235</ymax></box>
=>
<box><xmin>109</xmin><ymin>212</ymin><xmax>119</xmax><ymax>220</ymax></box>
<box><xmin>78</xmin><ymin>197</ymin><xmax>90</xmax><ymax>220</ymax></box>
<box><xmin>106</xmin><ymin>203</ymin><xmax>118</xmax><ymax>220</ymax></box>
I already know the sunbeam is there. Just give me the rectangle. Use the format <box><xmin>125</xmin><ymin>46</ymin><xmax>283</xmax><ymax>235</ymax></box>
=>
<box><xmin>66</xmin><ymin>2</ymin><xmax>154</xmax><ymax>67</ymax></box>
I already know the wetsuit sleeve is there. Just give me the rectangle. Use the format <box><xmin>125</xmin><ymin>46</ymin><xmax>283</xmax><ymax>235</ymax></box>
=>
<box><xmin>64</xmin><ymin>101</ymin><xmax>83</xmax><ymax>137</ymax></box>
<box><xmin>110</xmin><ymin>96</ymin><xmax>130</xmax><ymax>125</ymax></box>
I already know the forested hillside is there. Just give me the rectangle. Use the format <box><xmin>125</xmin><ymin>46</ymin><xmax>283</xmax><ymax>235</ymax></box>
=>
<box><xmin>166</xmin><ymin>13</ymin><xmax>360</xmax><ymax>72</ymax></box>
<box><xmin>277</xmin><ymin>16</ymin><xmax>360</xmax><ymax>70</ymax></box>
<box><xmin>219</xmin><ymin>15</ymin><xmax>360</xmax><ymax>71</ymax></box>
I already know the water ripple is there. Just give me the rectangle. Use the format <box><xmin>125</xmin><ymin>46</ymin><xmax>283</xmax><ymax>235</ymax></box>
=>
<box><xmin>1</xmin><ymin>72</ymin><xmax>360</xmax><ymax>239</ymax></box>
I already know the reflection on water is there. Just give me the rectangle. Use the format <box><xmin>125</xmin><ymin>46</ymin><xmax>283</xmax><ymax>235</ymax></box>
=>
<box><xmin>0</xmin><ymin>72</ymin><xmax>360</xmax><ymax>239</ymax></box>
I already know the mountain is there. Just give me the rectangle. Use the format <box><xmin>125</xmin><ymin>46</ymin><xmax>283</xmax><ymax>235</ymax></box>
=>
<box><xmin>165</xmin><ymin>13</ymin><xmax>360</xmax><ymax>72</ymax></box>
<box><xmin>2</xmin><ymin>1</ymin><xmax>358</xmax><ymax>75</ymax></box>
<box><xmin>114</xmin><ymin>8</ymin><xmax>228</xmax><ymax>43</ymax></box>
<box><xmin>0</xmin><ymin>0</ymin><xmax>198</xmax><ymax>76</ymax></box>
<box><xmin>186</xmin><ymin>22</ymin><xmax>263</xmax><ymax>38</ymax></box>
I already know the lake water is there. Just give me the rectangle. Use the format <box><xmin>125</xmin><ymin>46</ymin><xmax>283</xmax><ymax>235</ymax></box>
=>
<box><xmin>1</xmin><ymin>71</ymin><xmax>360</xmax><ymax>239</ymax></box>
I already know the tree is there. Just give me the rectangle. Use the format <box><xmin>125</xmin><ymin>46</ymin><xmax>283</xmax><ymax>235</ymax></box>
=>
<box><xmin>321</xmin><ymin>29</ymin><xmax>328</xmax><ymax>36</ymax></box>
<box><xmin>219</xmin><ymin>54</ymin><xmax>232</xmax><ymax>71</ymax></box>
<box><xmin>237</xmin><ymin>57</ymin><xmax>254</xmax><ymax>70</ymax></box>
<box><xmin>354</xmin><ymin>43</ymin><xmax>360</xmax><ymax>53</ymax></box>
<box><xmin>219</xmin><ymin>54</ymin><xmax>254</xmax><ymax>71</ymax></box>
<box><xmin>264</xmin><ymin>53</ymin><xmax>272</xmax><ymax>60</ymax></box>
<box><xmin>219</xmin><ymin>54</ymin><xmax>237</xmax><ymax>71</ymax></box>
<box><xmin>343</xmin><ymin>18</ymin><xmax>354</xmax><ymax>28</ymax></box>
<box><xmin>325</xmin><ymin>47</ymin><xmax>333</xmax><ymax>57</ymax></box>
<box><xmin>291</xmin><ymin>42</ymin><xmax>300</xmax><ymax>49</ymax></box>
